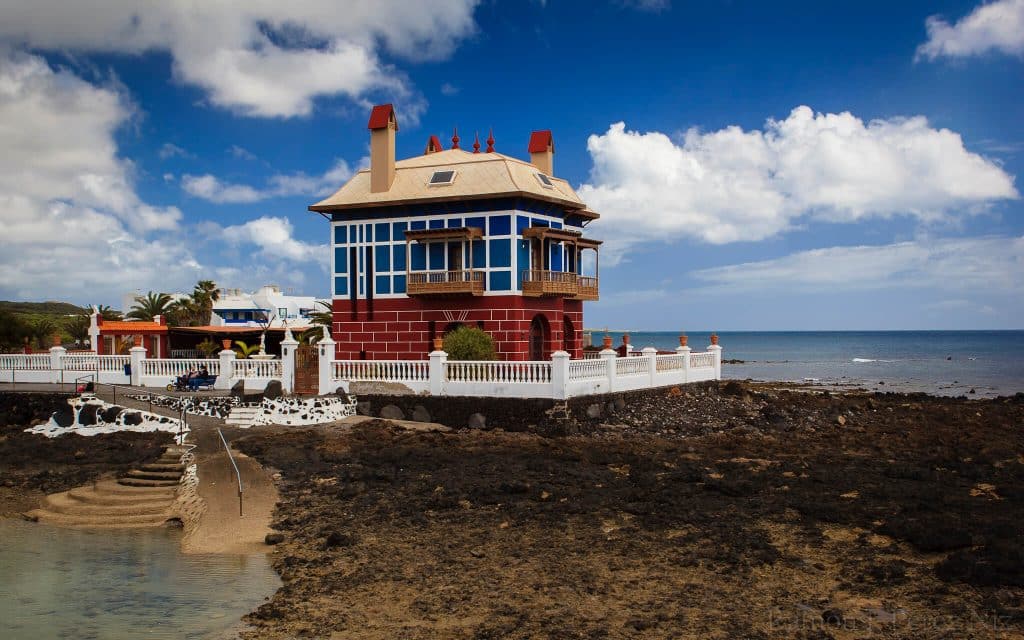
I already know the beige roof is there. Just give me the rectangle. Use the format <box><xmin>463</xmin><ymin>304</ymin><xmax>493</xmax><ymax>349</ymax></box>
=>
<box><xmin>310</xmin><ymin>149</ymin><xmax>593</xmax><ymax>214</ymax></box>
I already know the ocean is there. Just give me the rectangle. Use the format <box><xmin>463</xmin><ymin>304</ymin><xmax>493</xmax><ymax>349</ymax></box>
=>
<box><xmin>588</xmin><ymin>331</ymin><xmax>1024</xmax><ymax>398</ymax></box>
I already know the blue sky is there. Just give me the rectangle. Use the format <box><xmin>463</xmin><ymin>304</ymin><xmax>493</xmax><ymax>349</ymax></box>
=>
<box><xmin>0</xmin><ymin>0</ymin><xmax>1021</xmax><ymax>330</ymax></box>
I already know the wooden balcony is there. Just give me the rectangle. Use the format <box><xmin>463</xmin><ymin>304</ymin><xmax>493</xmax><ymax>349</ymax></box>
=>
<box><xmin>521</xmin><ymin>270</ymin><xmax>579</xmax><ymax>297</ymax></box>
<box><xmin>407</xmin><ymin>270</ymin><xmax>485</xmax><ymax>296</ymax></box>
<box><xmin>575</xmin><ymin>275</ymin><xmax>599</xmax><ymax>301</ymax></box>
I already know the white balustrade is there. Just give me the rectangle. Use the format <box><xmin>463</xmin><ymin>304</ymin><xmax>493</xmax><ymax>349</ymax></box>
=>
<box><xmin>141</xmin><ymin>358</ymin><xmax>221</xmax><ymax>378</ymax></box>
<box><xmin>655</xmin><ymin>354</ymin><xmax>686</xmax><ymax>371</ymax></box>
<box><xmin>0</xmin><ymin>354</ymin><xmax>51</xmax><ymax>370</ymax></box>
<box><xmin>333</xmin><ymin>360</ymin><xmax>429</xmax><ymax>382</ymax></box>
<box><xmin>446</xmin><ymin>360</ymin><xmax>551</xmax><ymax>384</ymax></box>
<box><xmin>568</xmin><ymin>358</ymin><xmax>607</xmax><ymax>381</ymax></box>
<box><xmin>61</xmin><ymin>355</ymin><xmax>130</xmax><ymax>371</ymax></box>
<box><xmin>615</xmin><ymin>356</ymin><xmax>648</xmax><ymax>377</ymax></box>
<box><xmin>232</xmin><ymin>359</ymin><xmax>282</xmax><ymax>379</ymax></box>
<box><xmin>689</xmin><ymin>352</ymin><xmax>715</xmax><ymax>369</ymax></box>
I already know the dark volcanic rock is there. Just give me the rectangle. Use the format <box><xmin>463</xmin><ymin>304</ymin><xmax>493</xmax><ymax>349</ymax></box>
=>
<box><xmin>263</xmin><ymin>380</ymin><xmax>283</xmax><ymax>399</ymax></box>
<box><xmin>379</xmin><ymin>404</ymin><xmax>405</xmax><ymax>420</ymax></box>
<box><xmin>78</xmin><ymin>403</ymin><xmax>98</xmax><ymax>426</ymax></box>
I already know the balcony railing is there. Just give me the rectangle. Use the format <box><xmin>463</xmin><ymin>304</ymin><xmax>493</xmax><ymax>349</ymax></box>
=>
<box><xmin>407</xmin><ymin>270</ymin><xmax>485</xmax><ymax>296</ymax></box>
<box><xmin>575</xmin><ymin>275</ymin><xmax>599</xmax><ymax>301</ymax></box>
<box><xmin>521</xmin><ymin>270</ymin><xmax>580</xmax><ymax>297</ymax></box>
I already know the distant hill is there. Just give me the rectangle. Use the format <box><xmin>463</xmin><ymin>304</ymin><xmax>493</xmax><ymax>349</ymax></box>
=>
<box><xmin>0</xmin><ymin>300</ymin><xmax>89</xmax><ymax>316</ymax></box>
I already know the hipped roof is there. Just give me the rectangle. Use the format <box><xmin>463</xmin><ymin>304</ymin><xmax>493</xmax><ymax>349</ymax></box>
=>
<box><xmin>309</xmin><ymin>148</ymin><xmax>594</xmax><ymax>214</ymax></box>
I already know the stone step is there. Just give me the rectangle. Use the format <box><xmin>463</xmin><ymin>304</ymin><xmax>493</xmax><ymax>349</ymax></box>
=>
<box><xmin>26</xmin><ymin>509</ymin><xmax>174</xmax><ymax>528</ymax></box>
<box><xmin>123</xmin><ymin>469</ymin><xmax>182</xmax><ymax>481</ymax></box>
<box><xmin>89</xmin><ymin>479</ymin><xmax>178</xmax><ymax>497</ymax></box>
<box><xmin>45</xmin><ymin>492</ymin><xmax>170</xmax><ymax>516</ymax></box>
<box><xmin>117</xmin><ymin>478</ymin><xmax>181</xmax><ymax>488</ymax></box>
<box><xmin>138</xmin><ymin>463</ymin><xmax>185</xmax><ymax>473</ymax></box>
<box><xmin>68</xmin><ymin>486</ymin><xmax>175</xmax><ymax>505</ymax></box>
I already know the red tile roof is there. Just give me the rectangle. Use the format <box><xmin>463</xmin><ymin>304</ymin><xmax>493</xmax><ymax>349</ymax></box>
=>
<box><xmin>367</xmin><ymin>103</ymin><xmax>397</xmax><ymax>130</ymax></box>
<box><xmin>425</xmin><ymin>134</ymin><xmax>443</xmax><ymax>154</ymax></box>
<box><xmin>528</xmin><ymin>130</ymin><xmax>553</xmax><ymax>153</ymax></box>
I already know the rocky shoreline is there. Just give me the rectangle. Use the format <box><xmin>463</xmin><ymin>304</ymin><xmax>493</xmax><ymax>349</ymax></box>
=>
<box><xmin>235</xmin><ymin>381</ymin><xmax>1023</xmax><ymax>639</ymax></box>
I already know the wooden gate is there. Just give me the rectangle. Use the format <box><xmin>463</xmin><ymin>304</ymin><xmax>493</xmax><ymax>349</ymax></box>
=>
<box><xmin>294</xmin><ymin>345</ymin><xmax>319</xmax><ymax>395</ymax></box>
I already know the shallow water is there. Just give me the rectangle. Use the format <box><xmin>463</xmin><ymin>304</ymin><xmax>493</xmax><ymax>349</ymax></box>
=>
<box><xmin>0</xmin><ymin>519</ymin><xmax>279</xmax><ymax>640</ymax></box>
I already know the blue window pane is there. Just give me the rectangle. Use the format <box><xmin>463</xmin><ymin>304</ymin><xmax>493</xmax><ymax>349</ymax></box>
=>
<box><xmin>393</xmin><ymin>274</ymin><xmax>406</xmax><ymax>294</ymax></box>
<box><xmin>470</xmin><ymin>240</ymin><xmax>485</xmax><ymax>268</ymax></box>
<box><xmin>334</xmin><ymin>277</ymin><xmax>348</xmax><ymax>296</ymax></box>
<box><xmin>517</xmin><ymin>240</ymin><xmax>530</xmax><ymax>288</ymax></box>
<box><xmin>551</xmin><ymin>221</ymin><xmax>562</xmax><ymax>229</ymax></box>
<box><xmin>490</xmin><ymin>270</ymin><xmax>511</xmax><ymax>291</ymax></box>
<box><xmin>411</xmin><ymin>244</ymin><xmax>426</xmax><ymax>270</ymax></box>
<box><xmin>532</xmin><ymin>218</ymin><xmax>549</xmax><ymax>228</ymax></box>
<box><xmin>375</xmin><ymin>275</ymin><xmax>390</xmax><ymax>294</ymax></box>
<box><xmin>550</xmin><ymin>243</ymin><xmax>562</xmax><ymax>271</ymax></box>
<box><xmin>466</xmin><ymin>216</ymin><xmax>485</xmax><ymax>231</ymax></box>
<box><xmin>429</xmin><ymin>243</ymin><xmax>445</xmax><ymax>269</ymax></box>
<box><xmin>392</xmin><ymin>221</ymin><xmax>408</xmax><ymax>238</ymax></box>
<box><xmin>334</xmin><ymin>226</ymin><xmax>346</xmax><ymax>244</ymax></box>
<box><xmin>429</xmin><ymin>219</ymin><xmax>444</xmax><ymax>229</ymax></box>
<box><xmin>489</xmin><ymin>238</ymin><xmax>511</xmax><ymax>268</ymax></box>
<box><xmin>375</xmin><ymin>245</ymin><xmax>390</xmax><ymax>272</ymax></box>
<box><xmin>447</xmin><ymin>217</ymin><xmax>462</xmax><ymax>228</ymax></box>
<box><xmin>349</xmin><ymin>226</ymin><xmax>358</xmax><ymax>243</ymax></box>
<box><xmin>516</xmin><ymin>215</ymin><xmax>531</xmax><ymax>234</ymax></box>
<box><xmin>334</xmin><ymin>247</ymin><xmax>347</xmax><ymax>273</ymax></box>
<box><xmin>375</xmin><ymin>223</ymin><xmax>390</xmax><ymax>242</ymax></box>
<box><xmin>364</xmin><ymin>224</ymin><xmax>373</xmax><ymax>242</ymax></box>
<box><xmin>392</xmin><ymin>244</ymin><xmax>406</xmax><ymax>270</ymax></box>
<box><xmin>410</xmin><ymin>219</ymin><xmax>426</xmax><ymax>230</ymax></box>
<box><xmin>489</xmin><ymin>215</ymin><xmax>511</xmax><ymax>236</ymax></box>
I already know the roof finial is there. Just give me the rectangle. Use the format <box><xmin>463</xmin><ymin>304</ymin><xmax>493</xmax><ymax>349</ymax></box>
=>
<box><xmin>486</xmin><ymin>128</ymin><xmax>495</xmax><ymax>153</ymax></box>
<box><xmin>472</xmin><ymin>131</ymin><xmax>480</xmax><ymax>154</ymax></box>
<box><xmin>451</xmin><ymin>126</ymin><xmax>460</xmax><ymax>149</ymax></box>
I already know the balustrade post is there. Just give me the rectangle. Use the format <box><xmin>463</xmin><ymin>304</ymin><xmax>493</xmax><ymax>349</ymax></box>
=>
<box><xmin>129</xmin><ymin>340</ymin><xmax>147</xmax><ymax>387</ymax></box>
<box><xmin>49</xmin><ymin>344</ymin><xmax>67</xmax><ymax>385</ymax></box>
<box><xmin>216</xmin><ymin>345</ymin><xmax>236</xmax><ymax>390</ymax></box>
<box><xmin>708</xmin><ymin>333</ymin><xmax>722</xmax><ymax>381</ymax></box>
<box><xmin>676</xmin><ymin>342</ymin><xmax>692</xmax><ymax>383</ymax></box>
<box><xmin>550</xmin><ymin>350</ymin><xmax>570</xmax><ymax>400</ymax></box>
<box><xmin>600</xmin><ymin>344</ymin><xmax>617</xmax><ymax>393</ymax></box>
<box><xmin>642</xmin><ymin>347</ymin><xmax>657</xmax><ymax>387</ymax></box>
<box><xmin>429</xmin><ymin>338</ymin><xmax>447</xmax><ymax>396</ymax></box>
<box><xmin>318</xmin><ymin>329</ymin><xmax>336</xmax><ymax>395</ymax></box>
<box><xmin>279</xmin><ymin>330</ymin><xmax>299</xmax><ymax>395</ymax></box>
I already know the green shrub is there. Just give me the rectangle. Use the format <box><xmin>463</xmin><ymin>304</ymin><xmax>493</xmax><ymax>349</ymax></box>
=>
<box><xmin>442</xmin><ymin>326</ymin><xmax>497</xmax><ymax>361</ymax></box>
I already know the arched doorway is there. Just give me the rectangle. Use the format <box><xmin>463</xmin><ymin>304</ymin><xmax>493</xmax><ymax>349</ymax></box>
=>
<box><xmin>562</xmin><ymin>317</ymin><xmax>575</xmax><ymax>354</ymax></box>
<box><xmin>529</xmin><ymin>314</ymin><xmax>549</xmax><ymax>361</ymax></box>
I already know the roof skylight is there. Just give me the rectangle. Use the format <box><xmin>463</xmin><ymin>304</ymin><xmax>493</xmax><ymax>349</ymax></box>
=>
<box><xmin>429</xmin><ymin>170</ymin><xmax>456</xmax><ymax>185</ymax></box>
<box><xmin>535</xmin><ymin>172</ymin><xmax>554</xmax><ymax>188</ymax></box>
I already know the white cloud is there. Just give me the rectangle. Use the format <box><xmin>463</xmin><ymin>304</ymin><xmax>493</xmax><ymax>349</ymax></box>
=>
<box><xmin>158</xmin><ymin>143</ymin><xmax>190</xmax><ymax>159</ymax></box>
<box><xmin>229</xmin><ymin>145</ymin><xmax>258</xmax><ymax>161</ymax></box>
<box><xmin>691</xmin><ymin>236</ymin><xmax>1024</xmax><ymax>294</ymax></box>
<box><xmin>182</xmin><ymin>159</ymin><xmax>353</xmax><ymax>203</ymax></box>
<box><xmin>619</xmin><ymin>0</ymin><xmax>671</xmax><ymax>12</ymax></box>
<box><xmin>578</xmin><ymin>106</ymin><xmax>1018</xmax><ymax>262</ymax></box>
<box><xmin>0</xmin><ymin>1</ymin><xmax>479</xmax><ymax>118</ymax></box>
<box><xmin>222</xmin><ymin>216</ymin><xmax>327</xmax><ymax>265</ymax></box>
<box><xmin>440</xmin><ymin>82</ymin><xmax>460</xmax><ymax>96</ymax></box>
<box><xmin>0</xmin><ymin>50</ymin><xmax>197</xmax><ymax>303</ymax></box>
<box><xmin>916</xmin><ymin>0</ymin><xmax>1024</xmax><ymax>61</ymax></box>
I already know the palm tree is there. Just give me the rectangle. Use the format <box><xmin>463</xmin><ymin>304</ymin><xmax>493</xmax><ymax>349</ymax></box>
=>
<box><xmin>64</xmin><ymin>314</ymin><xmax>90</xmax><ymax>345</ymax></box>
<box><xmin>191</xmin><ymin>280</ymin><xmax>220</xmax><ymax>325</ymax></box>
<box><xmin>127</xmin><ymin>291</ymin><xmax>172</xmax><ymax>321</ymax></box>
<box><xmin>31</xmin><ymin>317</ymin><xmax>58</xmax><ymax>349</ymax></box>
<box><xmin>233</xmin><ymin>340</ymin><xmax>261</xmax><ymax>359</ymax></box>
<box><xmin>95</xmin><ymin>305</ymin><xmax>122</xmax><ymax>321</ymax></box>
<box><xmin>309</xmin><ymin>300</ymin><xmax>332</xmax><ymax>328</ymax></box>
<box><xmin>195</xmin><ymin>337</ymin><xmax>219</xmax><ymax>358</ymax></box>
<box><xmin>166</xmin><ymin>297</ymin><xmax>199</xmax><ymax>327</ymax></box>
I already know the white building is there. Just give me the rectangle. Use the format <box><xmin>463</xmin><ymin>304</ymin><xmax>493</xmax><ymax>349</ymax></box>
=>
<box><xmin>212</xmin><ymin>285</ymin><xmax>325</xmax><ymax>330</ymax></box>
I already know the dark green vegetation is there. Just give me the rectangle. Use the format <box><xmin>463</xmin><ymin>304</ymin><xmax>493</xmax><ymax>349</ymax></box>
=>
<box><xmin>236</xmin><ymin>383</ymin><xmax>1023</xmax><ymax>639</ymax></box>
<box><xmin>443</xmin><ymin>325</ymin><xmax>497</xmax><ymax>361</ymax></box>
<box><xmin>0</xmin><ymin>301</ymin><xmax>91</xmax><ymax>350</ymax></box>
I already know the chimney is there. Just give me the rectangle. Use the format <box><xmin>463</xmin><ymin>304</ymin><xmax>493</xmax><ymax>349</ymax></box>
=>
<box><xmin>424</xmin><ymin>135</ymin><xmax>443</xmax><ymax>155</ymax></box>
<box><xmin>368</xmin><ymin>104</ymin><xmax>398</xmax><ymax>193</ymax></box>
<box><xmin>528</xmin><ymin>130</ymin><xmax>554</xmax><ymax>175</ymax></box>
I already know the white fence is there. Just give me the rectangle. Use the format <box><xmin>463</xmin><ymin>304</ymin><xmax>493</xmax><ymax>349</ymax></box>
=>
<box><xmin>326</xmin><ymin>345</ymin><xmax>722</xmax><ymax>399</ymax></box>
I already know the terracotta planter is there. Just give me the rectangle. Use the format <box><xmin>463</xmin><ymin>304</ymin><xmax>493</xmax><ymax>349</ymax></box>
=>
<box><xmin>433</xmin><ymin>337</ymin><xmax>444</xmax><ymax>351</ymax></box>
<box><xmin>222</xmin><ymin>339</ymin><xmax>233</xmax><ymax>350</ymax></box>
<box><xmin>602</xmin><ymin>335</ymin><xmax>613</xmax><ymax>349</ymax></box>
<box><xmin>622</xmin><ymin>333</ymin><xmax>630</xmax><ymax>345</ymax></box>
<box><xmin>710</xmin><ymin>333</ymin><xmax>719</xmax><ymax>345</ymax></box>
<box><xmin>52</xmin><ymin>333</ymin><xmax>62</xmax><ymax>346</ymax></box>
<box><xmin>133</xmin><ymin>335</ymin><xmax>143</xmax><ymax>347</ymax></box>
<box><xmin>679</xmin><ymin>335</ymin><xmax>688</xmax><ymax>347</ymax></box>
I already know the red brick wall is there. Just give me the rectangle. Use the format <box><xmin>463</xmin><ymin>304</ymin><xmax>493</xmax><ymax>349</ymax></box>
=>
<box><xmin>331</xmin><ymin>296</ymin><xmax>584</xmax><ymax>361</ymax></box>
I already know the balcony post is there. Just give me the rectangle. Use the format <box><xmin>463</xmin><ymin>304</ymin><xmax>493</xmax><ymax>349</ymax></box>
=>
<box><xmin>129</xmin><ymin>337</ymin><xmax>146</xmax><ymax>387</ymax></box>
<box><xmin>429</xmin><ymin>337</ymin><xmax>447</xmax><ymax>396</ymax></box>
<box><xmin>600</xmin><ymin>341</ymin><xmax>617</xmax><ymax>393</ymax></box>
<box><xmin>216</xmin><ymin>345</ymin><xmax>236</xmax><ymax>390</ymax></box>
<box><xmin>318</xmin><ymin>328</ymin><xmax>337</xmax><ymax>395</ymax></box>
<box><xmin>708</xmin><ymin>333</ymin><xmax>722</xmax><ymax>380</ymax></box>
<box><xmin>550</xmin><ymin>350</ymin><xmax>570</xmax><ymax>400</ymax></box>
<box><xmin>676</xmin><ymin>335</ymin><xmax>691</xmax><ymax>383</ymax></box>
